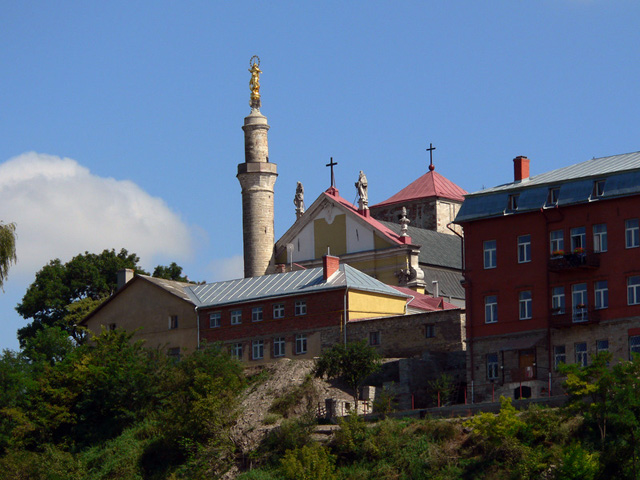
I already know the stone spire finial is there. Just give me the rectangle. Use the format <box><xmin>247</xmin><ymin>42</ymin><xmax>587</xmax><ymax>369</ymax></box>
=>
<box><xmin>355</xmin><ymin>170</ymin><xmax>368</xmax><ymax>210</ymax></box>
<box><xmin>249</xmin><ymin>55</ymin><xmax>262</xmax><ymax>109</ymax></box>
<box><xmin>294</xmin><ymin>181</ymin><xmax>305</xmax><ymax>219</ymax></box>
<box><xmin>399</xmin><ymin>206</ymin><xmax>410</xmax><ymax>236</ymax></box>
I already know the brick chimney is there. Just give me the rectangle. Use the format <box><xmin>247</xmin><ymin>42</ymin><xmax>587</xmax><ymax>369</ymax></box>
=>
<box><xmin>323</xmin><ymin>255</ymin><xmax>340</xmax><ymax>280</ymax></box>
<box><xmin>513</xmin><ymin>156</ymin><xmax>530</xmax><ymax>182</ymax></box>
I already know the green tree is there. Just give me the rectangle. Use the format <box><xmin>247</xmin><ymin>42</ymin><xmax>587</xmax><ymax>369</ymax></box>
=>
<box><xmin>0</xmin><ymin>221</ymin><xmax>17</xmax><ymax>291</ymax></box>
<box><xmin>16</xmin><ymin>248</ymin><xmax>147</xmax><ymax>345</ymax></box>
<box><xmin>313</xmin><ymin>340</ymin><xmax>381</xmax><ymax>410</ymax></box>
<box><xmin>152</xmin><ymin>261</ymin><xmax>189</xmax><ymax>282</ymax></box>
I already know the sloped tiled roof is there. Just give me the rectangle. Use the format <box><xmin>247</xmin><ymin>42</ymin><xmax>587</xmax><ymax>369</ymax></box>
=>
<box><xmin>420</xmin><ymin>268</ymin><xmax>465</xmax><ymax>302</ymax></box>
<box><xmin>186</xmin><ymin>263</ymin><xmax>409</xmax><ymax>309</ymax></box>
<box><xmin>372</xmin><ymin>170</ymin><xmax>467</xmax><ymax>208</ymax></box>
<box><xmin>390</xmin><ymin>285</ymin><xmax>459</xmax><ymax>311</ymax></box>
<box><xmin>142</xmin><ymin>275</ymin><xmax>197</xmax><ymax>303</ymax></box>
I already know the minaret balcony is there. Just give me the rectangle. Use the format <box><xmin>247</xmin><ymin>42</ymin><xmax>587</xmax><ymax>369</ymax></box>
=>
<box><xmin>548</xmin><ymin>250</ymin><xmax>600</xmax><ymax>272</ymax></box>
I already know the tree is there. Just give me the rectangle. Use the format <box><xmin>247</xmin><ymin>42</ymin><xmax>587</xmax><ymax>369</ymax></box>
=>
<box><xmin>0</xmin><ymin>221</ymin><xmax>17</xmax><ymax>291</ymax></box>
<box><xmin>16</xmin><ymin>248</ymin><xmax>148</xmax><ymax>345</ymax></box>
<box><xmin>152</xmin><ymin>261</ymin><xmax>189</xmax><ymax>282</ymax></box>
<box><xmin>313</xmin><ymin>340</ymin><xmax>382</xmax><ymax>410</ymax></box>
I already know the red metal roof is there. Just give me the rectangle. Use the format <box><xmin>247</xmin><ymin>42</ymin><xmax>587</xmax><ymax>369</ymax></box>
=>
<box><xmin>371</xmin><ymin>170</ymin><xmax>467</xmax><ymax>208</ymax></box>
<box><xmin>390</xmin><ymin>285</ymin><xmax>458</xmax><ymax>311</ymax></box>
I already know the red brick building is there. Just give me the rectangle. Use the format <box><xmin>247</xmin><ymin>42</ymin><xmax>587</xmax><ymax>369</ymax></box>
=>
<box><xmin>455</xmin><ymin>152</ymin><xmax>640</xmax><ymax>402</ymax></box>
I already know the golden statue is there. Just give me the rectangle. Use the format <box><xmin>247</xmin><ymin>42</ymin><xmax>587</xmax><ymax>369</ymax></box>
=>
<box><xmin>249</xmin><ymin>55</ymin><xmax>261</xmax><ymax>108</ymax></box>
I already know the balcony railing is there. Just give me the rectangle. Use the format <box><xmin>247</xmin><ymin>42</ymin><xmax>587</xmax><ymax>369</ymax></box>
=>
<box><xmin>510</xmin><ymin>366</ymin><xmax>538</xmax><ymax>383</ymax></box>
<box><xmin>548</xmin><ymin>250</ymin><xmax>600</xmax><ymax>272</ymax></box>
<box><xmin>549</xmin><ymin>307</ymin><xmax>602</xmax><ymax>328</ymax></box>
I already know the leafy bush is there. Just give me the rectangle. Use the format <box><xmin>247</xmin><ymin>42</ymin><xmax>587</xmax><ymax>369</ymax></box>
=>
<box><xmin>555</xmin><ymin>443</ymin><xmax>599</xmax><ymax>480</ymax></box>
<box><xmin>279</xmin><ymin>444</ymin><xmax>337</xmax><ymax>480</ymax></box>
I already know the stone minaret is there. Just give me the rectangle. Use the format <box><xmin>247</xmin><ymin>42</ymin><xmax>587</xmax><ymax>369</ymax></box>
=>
<box><xmin>237</xmin><ymin>57</ymin><xmax>278</xmax><ymax>278</ymax></box>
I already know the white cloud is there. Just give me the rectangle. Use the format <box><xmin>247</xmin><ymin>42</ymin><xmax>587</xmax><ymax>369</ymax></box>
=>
<box><xmin>0</xmin><ymin>152</ymin><xmax>193</xmax><ymax>276</ymax></box>
<box><xmin>206</xmin><ymin>255</ymin><xmax>244</xmax><ymax>282</ymax></box>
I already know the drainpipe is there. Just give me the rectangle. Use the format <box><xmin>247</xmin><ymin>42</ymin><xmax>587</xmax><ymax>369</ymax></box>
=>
<box><xmin>195</xmin><ymin>306</ymin><xmax>200</xmax><ymax>349</ymax></box>
<box><xmin>343</xmin><ymin>288</ymin><xmax>348</xmax><ymax>345</ymax></box>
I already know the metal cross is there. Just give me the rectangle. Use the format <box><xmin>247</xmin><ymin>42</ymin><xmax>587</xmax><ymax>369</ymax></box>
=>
<box><xmin>326</xmin><ymin>157</ymin><xmax>338</xmax><ymax>187</ymax></box>
<box><xmin>426</xmin><ymin>143</ymin><xmax>436</xmax><ymax>171</ymax></box>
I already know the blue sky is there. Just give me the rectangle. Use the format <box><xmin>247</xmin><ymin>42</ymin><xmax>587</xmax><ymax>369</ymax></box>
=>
<box><xmin>1</xmin><ymin>1</ymin><xmax>639</xmax><ymax>351</ymax></box>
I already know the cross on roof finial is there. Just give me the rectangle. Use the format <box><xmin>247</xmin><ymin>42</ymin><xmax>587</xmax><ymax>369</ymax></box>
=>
<box><xmin>426</xmin><ymin>143</ymin><xmax>436</xmax><ymax>171</ymax></box>
<box><xmin>326</xmin><ymin>157</ymin><xmax>338</xmax><ymax>187</ymax></box>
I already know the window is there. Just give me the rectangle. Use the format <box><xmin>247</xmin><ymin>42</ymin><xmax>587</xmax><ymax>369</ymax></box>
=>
<box><xmin>592</xmin><ymin>180</ymin><xmax>605</xmax><ymax>198</ymax></box>
<box><xmin>231</xmin><ymin>310</ymin><xmax>242</xmax><ymax>325</ymax></box>
<box><xmin>591</xmin><ymin>224</ymin><xmax>607</xmax><ymax>253</ymax></box>
<box><xmin>554</xmin><ymin>345</ymin><xmax>566</xmax><ymax>370</ymax></box>
<box><xmin>594</xmin><ymin>280</ymin><xmax>608</xmax><ymax>310</ymax></box>
<box><xmin>552</xmin><ymin>286</ymin><xmax>565</xmax><ymax>314</ymax></box>
<box><xmin>252</xmin><ymin>307</ymin><xmax>263</xmax><ymax>322</ymax></box>
<box><xmin>209</xmin><ymin>312</ymin><xmax>221</xmax><ymax>328</ymax></box>
<box><xmin>572</xmin><ymin>283</ymin><xmax>588</xmax><ymax>322</ymax></box>
<box><xmin>425</xmin><ymin>324</ymin><xmax>435</xmax><ymax>338</ymax></box>
<box><xmin>519</xmin><ymin>291</ymin><xmax>532</xmax><ymax>320</ymax></box>
<box><xmin>518</xmin><ymin>235</ymin><xmax>531</xmax><ymax>263</ymax></box>
<box><xmin>484</xmin><ymin>240</ymin><xmax>497</xmax><ymax>269</ymax></box>
<box><xmin>508</xmin><ymin>194</ymin><xmax>519</xmax><ymax>211</ymax></box>
<box><xmin>167</xmin><ymin>347</ymin><xmax>181</xmax><ymax>361</ymax></box>
<box><xmin>169</xmin><ymin>315</ymin><xmax>179</xmax><ymax>329</ymax></box>
<box><xmin>295</xmin><ymin>334</ymin><xmax>307</xmax><ymax>355</ymax></box>
<box><xmin>575</xmin><ymin>342</ymin><xmax>588</xmax><ymax>367</ymax></box>
<box><xmin>485</xmin><ymin>295</ymin><xmax>498</xmax><ymax>323</ymax></box>
<box><xmin>570</xmin><ymin>227</ymin><xmax>586</xmax><ymax>252</ymax></box>
<box><xmin>547</xmin><ymin>187</ymin><xmax>559</xmax><ymax>206</ymax></box>
<box><xmin>230</xmin><ymin>343</ymin><xmax>243</xmax><ymax>360</ymax></box>
<box><xmin>369</xmin><ymin>331</ymin><xmax>381</xmax><ymax>346</ymax></box>
<box><xmin>550</xmin><ymin>230</ymin><xmax>564</xmax><ymax>255</ymax></box>
<box><xmin>630</xmin><ymin>336</ymin><xmax>640</xmax><ymax>359</ymax></box>
<box><xmin>273</xmin><ymin>303</ymin><xmax>285</xmax><ymax>319</ymax></box>
<box><xmin>487</xmin><ymin>353</ymin><xmax>499</xmax><ymax>380</ymax></box>
<box><xmin>295</xmin><ymin>300</ymin><xmax>307</xmax><ymax>316</ymax></box>
<box><xmin>626</xmin><ymin>219</ymin><xmax>640</xmax><ymax>248</ymax></box>
<box><xmin>273</xmin><ymin>337</ymin><xmax>285</xmax><ymax>357</ymax></box>
<box><xmin>628</xmin><ymin>276</ymin><xmax>640</xmax><ymax>305</ymax></box>
<box><xmin>252</xmin><ymin>340</ymin><xmax>264</xmax><ymax>360</ymax></box>
<box><xmin>596</xmin><ymin>339</ymin><xmax>609</xmax><ymax>354</ymax></box>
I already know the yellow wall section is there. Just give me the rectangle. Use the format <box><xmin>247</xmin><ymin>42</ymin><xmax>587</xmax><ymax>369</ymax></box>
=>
<box><xmin>374</xmin><ymin>233</ymin><xmax>394</xmax><ymax>250</ymax></box>
<box><xmin>314</xmin><ymin>214</ymin><xmax>347</xmax><ymax>258</ymax></box>
<box><xmin>348</xmin><ymin>290</ymin><xmax>406</xmax><ymax>321</ymax></box>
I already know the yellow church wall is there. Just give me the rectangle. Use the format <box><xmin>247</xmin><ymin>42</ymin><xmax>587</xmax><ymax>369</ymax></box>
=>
<box><xmin>347</xmin><ymin>290</ymin><xmax>406</xmax><ymax>321</ymax></box>
<box><xmin>314</xmin><ymin>214</ymin><xmax>347</xmax><ymax>258</ymax></box>
<box><xmin>374</xmin><ymin>233</ymin><xmax>394</xmax><ymax>250</ymax></box>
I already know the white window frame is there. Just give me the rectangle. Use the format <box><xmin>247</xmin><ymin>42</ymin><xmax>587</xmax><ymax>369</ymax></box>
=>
<box><xmin>230</xmin><ymin>343</ymin><xmax>243</xmax><ymax>360</ymax></box>
<box><xmin>209</xmin><ymin>312</ymin><xmax>221</xmax><ymax>328</ymax></box>
<box><xmin>485</xmin><ymin>295</ymin><xmax>498</xmax><ymax>324</ymax></box>
<box><xmin>572</xmin><ymin>283</ymin><xmax>588</xmax><ymax>323</ymax></box>
<box><xmin>295</xmin><ymin>334</ymin><xmax>307</xmax><ymax>355</ymax></box>
<box><xmin>570</xmin><ymin>226</ymin><xmax>586</xmax><ymax>252</ymax></box>
<box><xmin>554</xmin><ymin>345</ymin><xmax>566</xmax><ymax>370</ymax></box>
<box><xmin>547</xmin><ymin>187</ymin><xmax>559</xmax><ymax>206</ymax></box>
<box><xmin>550</xmin><ymin>230</ymin><xmax>564</xmax><ymax>255</ymax></box>
<box><xmin>252</xmin><ymin>307</ymin><xmax>263</xmax><ymax>322</ymax></box>
<box><xmin>552</xmin><ymin>286</ymin><xmax>565</xmax><ymax>315</ymax></box>
<box><xmin>626</xmin><ymin>219</ymin><xmax>640</xmax><ymax>249</ymax></box>
<box><xmin>273</xmin><ymin>337</ymin><xmax>285</xmax><ymax>357</ymax></box>
<box><xmin>593</xmin><ymin>224</ymin><xmax>607</xmax><ymax>253</ymax></box>
<box><xmin>630</xmin><ymin>336</ymin><xmax>640</xmax><ymax>359</ymax></box>
<box><xmin>519</xmin><ymin>290</ymin><xmax>532</xmax><ymax>320</ymax></box>
<box><xmin>508</xmin><ymin>194</ymin><xmax>519</xmax><ymax>211</ymax></box>
<box><xmin>592</xmin><ymin>180</ymin><xmax>605</xmax><ymax>198</ymax></box>
<box><xmin>231</xmin><ymin>310</ymin><xmax>242</xmax><ymax>325</ymax></box>
<box><xmin>628</xmin><ymin>276</ymin><xmax>640</xmax><ymax>305</ymax></box>
<box><xmin>518</xmin><ymin>234</ymin><xmax>531</xmax><ymax>263</ymax></box>
<box><xmin>252</xmin><ymin>340</ymin><xmax>264</xmax><ymax>360</ymax></box>
<box><xmin>594</xmin><ymin>280</ymin><xmax>608</xmax><ymax>310</ymax></box>
<box><xmin>487</xmin><ymin>352</ymin><xmax>499</xmax><ymax>380</ymax></box>
<box><xmin>596</xmin><ymin>339</ymin><xmax>609</xmax><ymax>354</ymax></box>
<box><xmin>294</xmin><ymin>300</ymin><xmax>307</xmax><ymax>316</ymax></box>
<box><xmin>273</xmin><ymin>303</ymin><xmax>285</xmax><ymax>319</ymax></box>
<box><xmin>575</xmin><ymin>342</ymin><xmax>588</xmax><ymax>367</ymax></box>
<box><xmin>484</xmin><ymin>240</ymin><xmax>497</xmax><ymax>269</ymax></box>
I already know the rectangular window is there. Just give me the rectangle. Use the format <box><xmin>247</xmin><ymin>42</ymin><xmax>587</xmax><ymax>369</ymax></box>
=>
<box><xmin>484</xmin><ymin>240</ymin><xmax>497</xmax><ymax>269</ymax></box>
<box><xmin>295</xmin><ymin>300</ymin><xmax>307</xmax><ymax>316</ymax></box>
<box><xmin>487</xmin><ymin>353</ymin><xmax>499</xmax><ymax>380</ymax></box>
<box><xmin>169</xmin><ymin>315</ymin><xmax>179</xmax><ymax>329</ymax></box>
<box><xmin>596</xmin><ymin>339</ymin><xmax>609</xmax><ymax>354</ymax></box>
<box><xmin>552</xmin><ymin>286</ymin><xmax>565</xmax><ymax>314</ymax></box>
<box><xmin>518</xmin><ymin>234</ymin><xmax>531</xmax><ymax>263</ymax></box>
<box><xmin>369</xmin><ymin>331</ymin><xmax>381</xmax><ymax>346</ymax></box>
<box><xmin>425</xmin><ymin>324</ymin><xmax>435</xmax><ymax>338</ymax></box>
<box><xmin>572</xmin><ymin>283</ymin><xmax>588</xmax><ymax>322</ymax></box>
<box><xmin>485</xmin><ymin>295</ymin><xmax>498</xmax><ymax>323</ymax></box>
<box><xmin>570</xmin><ymin>227</ymin><xmax>586</xmax><ymax>252</ymax></box>
<box><xmin>273</xmin><ymin>337</ymin><xmax>285</xmax><ymax>357</ymax></box>
<box><xmin>273</xmin><ymin>303</ymin><xmax>285</xmax><ymax>319</ymax></box>
<box><xmin>630</xmin><ymin>336</ymin><xmax>640</xmax><ymax>359</ymax></box>
<box><xmin>230</xmin><ymin>343</ymin><xmax>243</xmax><ymax>360</ymax></box>
<box><xmin>519</xmin><ymin>290</ymin><xmax>532</xmax><ymax>320</ymax></box>
<box><xmin>252</xmin><ymin>307</ymin><xmax>263</xmax><ymax>322</ymax></box>
<box><xmin>554</xmin><ymin>345</ymin><xmax>566</xmax><ymax>370</ymax></box>
<box><xmin>295</xmin><ymin>334</ymin><xmax>307</xmax><ymax>355</ymax></box>
<box><xmin>252</xmin><ymin>340</ymin><xmax>264</xmax><ymax>360</ymax></box>
<box><xmin>592</xmin><ymin>180</ymin><xmax>605</xmax><ymax>198</ymax></box>
<box><xmin>575</xmin><ymin>342</ymin><xmax>588</xmax><ymax>367</ymax></box>
<box><xmin>594</xmin><ymin>280</ymin><xmax>608</xmax><ymax>310</ymax></box>
<box><xmin>628</xmin><ymin>276</ymin><xmax>640</xmax><ymax>305</ymax></box>
<box><xmin>626</xmin><ymin>219</ymin><xmax>640</xmax><ymax>248</ymax></box>
<box><xmin>547</xmin><ymin>187</ymin><xmax>559</xmax><ymax>206</ymax></box>
<box><xmin>209</xmin><ymin>312</ymin><xmax>221</xmax><ymax>328</ymax></box>
<box><xmin>231</xmin><ymin>310</ymin><xmax>242</xmax><ymax>325</ymax></box>
<box><xmin>550</xmin><ymin>230</ymin><xmax>564</xmax><ymax>255</ymax></box>
<box><xmin>508</xmin><ymin>194</ymin><xmax>519</xmax><ymax>211</ymax></box>
<box><xmin>593</xmin><ymin>224</ymin><xmax>607</xmax><ymax>252</ymax></box>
